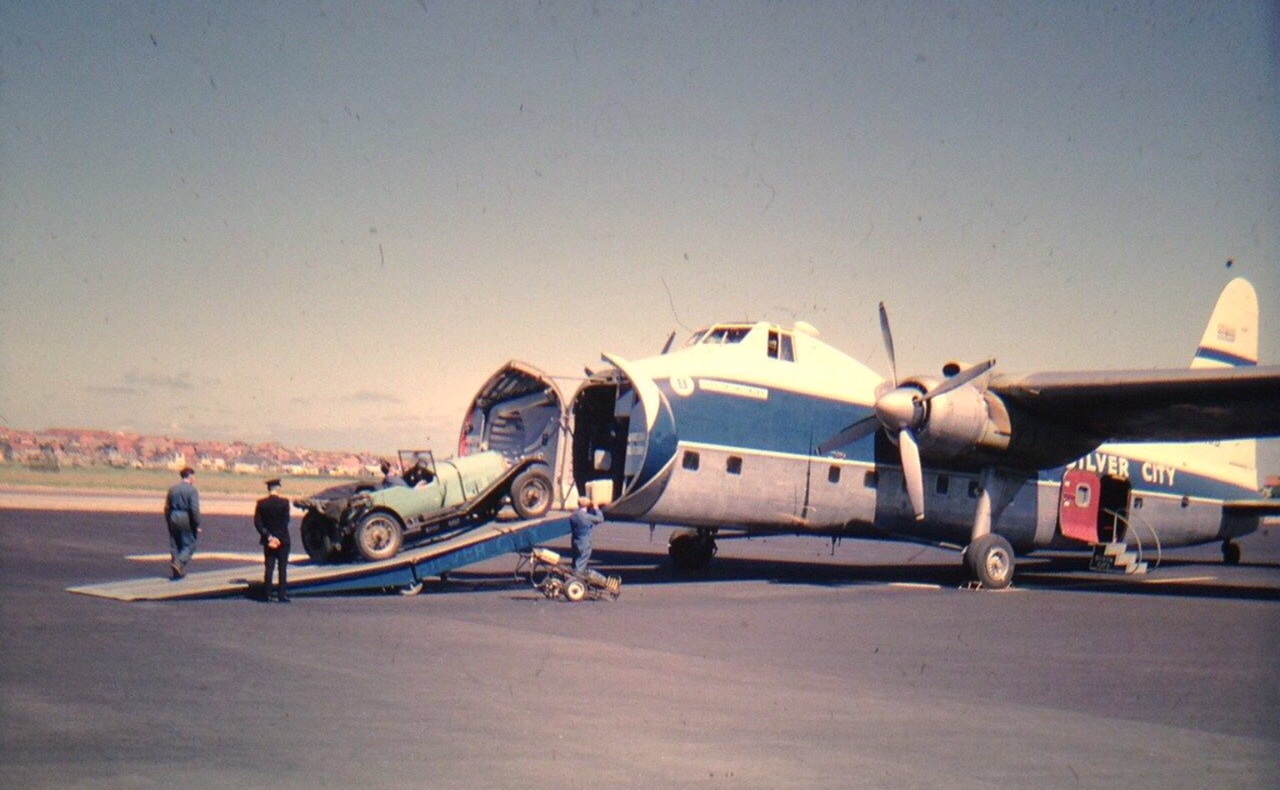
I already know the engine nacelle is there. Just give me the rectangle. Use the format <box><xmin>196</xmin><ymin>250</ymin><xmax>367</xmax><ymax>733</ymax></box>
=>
<box><xmin>904</xmin><ymin>377</ymin><xmax>1012</xmax><ymax>463</ymax></box>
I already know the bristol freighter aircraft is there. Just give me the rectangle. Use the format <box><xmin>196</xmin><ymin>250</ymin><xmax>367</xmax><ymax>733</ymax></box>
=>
<box><xmin>458</xmin><ymin>278</ymin><xmax>1280</xmax><ymax>589</ymax></box>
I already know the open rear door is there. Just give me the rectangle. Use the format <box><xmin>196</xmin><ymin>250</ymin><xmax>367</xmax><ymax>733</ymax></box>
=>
<box><xmin>459</xmin><ymin>361</ymin><xmax>565</xmax><ymax>477</ymax></box>
<box><xmin>1058</xmin><ymin>468</ymin><xmax>1101</xmax><ymax>543</ymax></box>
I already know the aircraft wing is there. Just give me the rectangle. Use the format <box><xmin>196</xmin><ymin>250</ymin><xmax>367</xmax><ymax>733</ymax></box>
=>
<box><xmin>987</xmin><ymin>365</ymin><xmax>1280</xmax><ymax>442</ymax></box>
<box><xmin>1222</xmin><ymin>500</ymin><xmax>1280</xmax><ymax>516</ymax></box>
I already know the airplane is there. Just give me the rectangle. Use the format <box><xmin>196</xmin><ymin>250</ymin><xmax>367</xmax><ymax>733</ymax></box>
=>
<box><xmin>457</xmin><ymin>278</ymin><xmax>1280</xmax><ymax>589</ymax></box>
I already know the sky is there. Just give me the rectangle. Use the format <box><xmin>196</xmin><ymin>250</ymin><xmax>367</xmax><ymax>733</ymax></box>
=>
<box><xmin>1</xmin><ymin>1</ymin><xmax>1277</xmax><ymax>472</ymax></box>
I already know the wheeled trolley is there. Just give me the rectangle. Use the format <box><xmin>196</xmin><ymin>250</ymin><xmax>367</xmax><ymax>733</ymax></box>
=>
<box><xmin>517</xmin><ymin>547</ymin><xmax>621</xmax><ymax>602</ymax></box>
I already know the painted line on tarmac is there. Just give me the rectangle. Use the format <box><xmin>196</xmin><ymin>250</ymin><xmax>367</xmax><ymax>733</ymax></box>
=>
<box><xmin>1141</xmin><ymin>575</ymin><xmax>1217</xmax><ymax>584</ymax></box>
<box><xmin>127</xmin><ymin>552</ymin><xmax>308</xmax><ymax>563</ymax></box>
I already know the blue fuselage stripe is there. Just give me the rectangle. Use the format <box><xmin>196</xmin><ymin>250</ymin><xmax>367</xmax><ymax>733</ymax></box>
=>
<box><xmin>655</xmin><ymin>379</ymin><xmax>876</xmax><ymax>463</ymax></box>
<box><xmin>650</xmin><ymin>378</ymin><xmax>1251</xmax><ymax>502</ymax></box>
<box><xmin>1194</xmin><ymin>346</ymin><xmax>1256</xmax><ymax>367</ymax></box>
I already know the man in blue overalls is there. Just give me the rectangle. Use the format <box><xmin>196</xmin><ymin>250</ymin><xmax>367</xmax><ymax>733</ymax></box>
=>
<box><xmin>164</xmin><ymin>467</ymin><xmax>201</xmax><ymax>580</ymax></box>
<box><xmin>569</xmin><ymin>496</ymin><xmax>620</xmax><ymax>595</ymax></box>
<box><xmin>570</xmin><ymin>496</ymin><xmax>604</xmax><ymax>577</ymax></box>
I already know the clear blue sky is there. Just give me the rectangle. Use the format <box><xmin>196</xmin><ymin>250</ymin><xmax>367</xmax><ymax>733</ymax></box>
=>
<box><xmin>1</xmin><ymin>2</ymin><xmax>1276</xmax><ymax>472</ymax></box>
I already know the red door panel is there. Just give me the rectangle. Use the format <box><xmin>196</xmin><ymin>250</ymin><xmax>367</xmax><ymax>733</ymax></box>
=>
<box><xmin>1059</xmin><ymin>469</ymin><xmax>1101</xmax><ymax>543</ymax></box>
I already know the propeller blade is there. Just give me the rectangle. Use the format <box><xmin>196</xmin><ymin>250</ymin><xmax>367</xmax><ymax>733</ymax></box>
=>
<box><xmin>899</xmin><ymin>430</ymin><xmax>925</xmax><ymax>521</ymax></box>
<box><xmin>660</xmin><ymin>331</ymin><xmax>677</xmax><ymax>355</ymax></box>
<box><xmin>924</xmin><ymin>358</ymin><xmax>995</xmax><ymax>400</ymax></box>
<box><xmin>878</xmin><ymin>302</ymin><xmax>898</xmax><ymax>387</ymax></box>
<box><xmin>816</xmin><ymin>415</ymin><xmax>879</xmax><ymax>455</ymax></box>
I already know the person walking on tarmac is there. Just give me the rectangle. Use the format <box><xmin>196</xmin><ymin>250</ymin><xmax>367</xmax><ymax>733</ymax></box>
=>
<box><xmin>254</xmin><ymin>478</ymin><xmax>292</xmax><ymax>602</ymax></box>
<box><xmin>164</xmin><ymin>467</ymin><xmax>201</xmax><ymax>580</ymax></box>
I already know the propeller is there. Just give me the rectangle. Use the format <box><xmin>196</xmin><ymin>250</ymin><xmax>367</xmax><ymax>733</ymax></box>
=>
<box><xmin>818</xmin><ymin>302</ymin><xmax>994</xmax><ymax>521</ymax></box>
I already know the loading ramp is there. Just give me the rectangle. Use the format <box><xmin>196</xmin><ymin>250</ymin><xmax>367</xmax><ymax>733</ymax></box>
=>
<box><xmin>68</xmin><ymin>513</ymin><xmax>573</xmax><ymax>601</ymax></box>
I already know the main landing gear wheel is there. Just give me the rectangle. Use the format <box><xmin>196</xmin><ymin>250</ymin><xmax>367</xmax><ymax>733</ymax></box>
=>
<box><xmin>965</xmin><ymin>534</ymin><xmax>1015</xmax><ymax>589</ymax></box>
<box><xmin>669</xmin><ymin>529</ymin><xmax>717</xmax><ymax>571</ymax></box>
<box><xmin>353</xmin><ymin>512</ymin><xmax>404</xmax><ymax>562</ymax></box>
<box><xmin>398</xmin><ymin>580</ymin><xmax>425</xmax><ymax>596</ymax></box>
<box><xmin>1222</xmin><ymin>540</ymin><xmax>1241</xmax><ymax>566</ymax></box>
<box><xmin>510</xmin><ymin>466</ymin><xmax>553</xmax><ymax>520</ymax></box>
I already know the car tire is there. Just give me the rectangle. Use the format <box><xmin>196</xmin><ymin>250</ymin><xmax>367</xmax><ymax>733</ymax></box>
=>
<box><xmin>353</xmin><ymin>511</ymin><xmax>405</xmax><ymax>562</ymax></box>
<box><xmin>510</xmin><ymin>466</ymin><xmax>553</xmax><ymax>520</ymax></box>
<box><xmin>301</xmin><ymin>512</ymin><xmax>340</xmax><ymax>563</ymax></box>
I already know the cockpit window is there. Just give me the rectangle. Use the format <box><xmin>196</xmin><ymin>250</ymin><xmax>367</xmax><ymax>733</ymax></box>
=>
<box><xmin>767</xmin><ymin>330</ymin><xmax>796</xmax><ymax>361</ymax></box>
<box><xmin>700</xmin><ymin>326</ymin><xmax>751</xmax><ymax>345</ymax></box>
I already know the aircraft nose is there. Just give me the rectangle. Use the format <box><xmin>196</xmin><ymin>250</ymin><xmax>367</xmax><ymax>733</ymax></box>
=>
<box><xmin>584</xmin><ymin>355</ymin><xmax>679</xmax><ymax>519</ymax></box>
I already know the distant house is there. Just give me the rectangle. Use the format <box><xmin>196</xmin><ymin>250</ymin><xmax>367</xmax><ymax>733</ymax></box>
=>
<box><xmin>198</xmin><ymin>454</ymin><xmax>228</xmax><ymax>472</ymax></box>
<box><xmin>233</xmin><ymin>454</ymin><xmax>278</xmax><ymax>475</ymax></box>
<box><xmin>327</xmin><ymin>456</ymin><xmax>365</xmax><ymax>477</ymax></box>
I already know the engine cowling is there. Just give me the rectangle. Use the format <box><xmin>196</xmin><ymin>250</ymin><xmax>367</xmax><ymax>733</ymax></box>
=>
<box><xmin>900</xmin><ymin>376</ymin><xmax>1011</xmax><ymax>463</ymax></box>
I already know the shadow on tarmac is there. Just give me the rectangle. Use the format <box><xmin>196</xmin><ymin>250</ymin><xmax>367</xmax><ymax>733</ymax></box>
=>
<box><xmin>427</xmin><ymin>545</ymin><xmax>1280</xmax><ymax>603</ymax></box>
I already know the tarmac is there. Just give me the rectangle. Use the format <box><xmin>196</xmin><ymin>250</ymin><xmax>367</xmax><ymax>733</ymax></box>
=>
<box><xmin>2</xmin><ymin>501</ymin><xmax>1278</xmax><ymax>789</ymax></box>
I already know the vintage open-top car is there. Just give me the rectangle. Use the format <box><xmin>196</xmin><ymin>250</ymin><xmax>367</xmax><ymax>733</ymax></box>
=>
<box><xmin>295</xmin><ymin>449</ymin><xmax>553</xmax><ymax>563</ymax></box>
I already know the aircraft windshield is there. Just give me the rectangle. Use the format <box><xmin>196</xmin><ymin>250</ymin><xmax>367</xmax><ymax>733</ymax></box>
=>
<box><xmin>699</xmin><ymin>326</ymin><xmax>752</xmax><ymax>345</ymax></box>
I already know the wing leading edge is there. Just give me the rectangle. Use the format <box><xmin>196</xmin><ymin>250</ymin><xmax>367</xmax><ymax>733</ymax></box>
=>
<box><xmin>989</xmin><ymin>366</ymin><xmax>1280</xmax><ymax>443</ymax></box>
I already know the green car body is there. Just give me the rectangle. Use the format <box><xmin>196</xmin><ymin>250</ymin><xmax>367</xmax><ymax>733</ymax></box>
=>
<box><xmin>296</xmin><ymin>449</ymin><xmax>553</xmax><ymax>563</ymax></box>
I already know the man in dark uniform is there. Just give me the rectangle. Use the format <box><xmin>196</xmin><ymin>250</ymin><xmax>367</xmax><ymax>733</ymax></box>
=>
<box><xmin>164</xmin><ymin>467</ymin><xmax>201</xmax><ymax>580</ymax></box>
<box><xmin>254</xmin><ymin>478</ymin><xmax>292</xmax><ymax>602</ymax></box>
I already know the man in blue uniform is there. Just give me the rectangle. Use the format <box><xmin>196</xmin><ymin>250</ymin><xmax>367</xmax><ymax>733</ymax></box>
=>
<box><xmin>570</xmin><ymin>496</ymin><xmax>604</xmax><ymax>576</ymax></box>
<box><xmin>164</xmin><ymin>467</ymin><xmax>201</xmax><ymax>580</ymax></box>
<box><xmin>569</xmin><ymin>496</ymin><xmax>621</xmax><ymax>596</ymax></box>
<box><xmin>254</xmin><ymin>478</ymin><xmax>292</xmax><ymax>602</ymax></box>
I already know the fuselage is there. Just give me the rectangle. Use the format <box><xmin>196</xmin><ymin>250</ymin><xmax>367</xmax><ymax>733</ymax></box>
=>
<box><xmin>569</xmin><ymin>321</ymin><xmax>1261</xmax><ymax>553</ymax></box>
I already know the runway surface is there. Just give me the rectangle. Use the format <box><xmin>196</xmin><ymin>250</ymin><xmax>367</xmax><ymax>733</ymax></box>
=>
<box><xmin>3</xmin><ymin>506</ymin><xmax>1278</xmax><ymax>789</ymax></box>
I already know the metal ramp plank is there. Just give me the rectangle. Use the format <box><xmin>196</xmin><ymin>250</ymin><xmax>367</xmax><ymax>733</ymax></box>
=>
<box><xmin>67</xmin><ymin>513</ymin><xmax>572</xmax><ymax>601</ymax></box>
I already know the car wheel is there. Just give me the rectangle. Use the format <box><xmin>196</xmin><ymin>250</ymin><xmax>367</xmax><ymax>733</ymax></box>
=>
<box><xmin>510</xmin><ymin>466</ymin><xmax>553</xmax><ymax>520</ymax></box>
<box><xmin>353</xmin><ymin>511</ymin><xmax>404</xmax><ymax>562</ymax></box>
<box><xmin>300</xmin><ymin>512</ymin><xmax>340</xmax><ymax>563</ymax></box>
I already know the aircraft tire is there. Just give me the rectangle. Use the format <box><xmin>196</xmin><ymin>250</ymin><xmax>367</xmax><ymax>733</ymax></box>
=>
<box><xmin>966</xmin><ymin>534</ymin><xmax>1015</xmax><ymax>590</ymax></box>
<box><xmin>353</xmin><ymin>511</ymin><xmax>405</xmax><ymax>562</ymax></box>
<box><xmin>669</xmin><ymin>530</ymin><xmax>716</xmax><ymax>571</ymax></box>
<box><xmin>1222</xmin><ymin>540</ymin><xmax>1241</xmax><ymax>566</ymax></box>
<box><xmin>510</xmin><ymin>466</ymin><xmax>553</xmax><ymax>520</ymax></box>
<box><xmin>564</xmin><ymin>579</ymin><xmax>587</xmax><ymax>602</ymax></box>
<box><xmin>301</xmin><ymin>513</ymin><xmax>340</xmax><ymax>563</ymax></box>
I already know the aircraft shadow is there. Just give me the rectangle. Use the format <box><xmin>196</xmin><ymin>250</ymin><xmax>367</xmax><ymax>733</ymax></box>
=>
<box><xmin>436</xmin><ymin>546</ymin><xmax>1280</xmax><ymax>602</ymax></box>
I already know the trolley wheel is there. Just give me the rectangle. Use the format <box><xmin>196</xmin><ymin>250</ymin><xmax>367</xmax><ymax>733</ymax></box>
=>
<box><xmin>564</xmin><ymin>579</ymin><xmax>587</xmax><ymax>602</ymax></box>
<box><xmin>542</xmin><ymin>578</ymin><xmax>564</xmax><ymax>600</ymax></box>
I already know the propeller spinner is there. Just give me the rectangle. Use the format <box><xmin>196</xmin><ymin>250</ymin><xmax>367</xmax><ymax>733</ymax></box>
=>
<box><xmin>817</xmin><ymin>303</ymin><xmax>994</xmax><ymax>521</ymax></box>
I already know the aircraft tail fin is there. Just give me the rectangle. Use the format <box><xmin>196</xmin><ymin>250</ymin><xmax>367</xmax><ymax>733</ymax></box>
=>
<box><xmin>1191</xmin><ymin>277</ymin><xmax>1258</xmax><ymax>369</ymax></box>
<box><xmin>1189</xmin><ymin>278</ymin><xmax>1259</xmax><ymax>489</ymax></box>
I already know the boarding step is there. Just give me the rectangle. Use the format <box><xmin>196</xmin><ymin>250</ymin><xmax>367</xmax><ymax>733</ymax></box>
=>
<box><xmin>1089</xmin><ymin>541</ymin><xmax>1148</xmax><ymax>575</ymax></box>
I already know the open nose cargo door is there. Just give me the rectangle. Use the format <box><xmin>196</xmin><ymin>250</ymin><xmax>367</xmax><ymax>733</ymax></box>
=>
<box><xmin>459</xmin><ymin>361</ymin><xmax>568</xmax><ymax>504</ymax></box>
